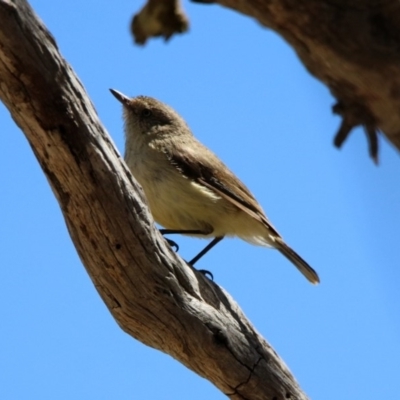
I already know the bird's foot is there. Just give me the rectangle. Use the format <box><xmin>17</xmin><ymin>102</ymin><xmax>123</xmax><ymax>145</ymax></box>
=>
<box><xmin>165</xmin><ymin>238</ymin><xmax>179</xmax><ymax>252</ymax></box>
<box><xmin>186</xmin><ymin>264</ymin><xmax>213</xmax><ymax>280</ymax></box>
<box><xmin>197</xmin><ymin>269</ymin><xmax>214</xmax><ymax>280</ymax></box>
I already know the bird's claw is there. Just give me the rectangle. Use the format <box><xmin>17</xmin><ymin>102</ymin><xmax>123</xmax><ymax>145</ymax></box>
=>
<box><xmin>165</xmin><ymin>238</ymin><xmax>179</xmax><ymax>252</ymax></box>
<box><xmin>197</xmin><ymin>269</ymin><xmax>214</xmax><ymax>280</ymax></box>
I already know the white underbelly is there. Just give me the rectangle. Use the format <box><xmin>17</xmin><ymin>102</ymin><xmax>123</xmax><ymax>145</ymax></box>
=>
<box><xmin>128</xmin><ymin>157</ymin><xmax>271</xmax><ymax>245</ymax></box>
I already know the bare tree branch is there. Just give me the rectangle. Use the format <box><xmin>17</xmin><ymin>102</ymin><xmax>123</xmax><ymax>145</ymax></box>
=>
<box><xmin>0</xmin><ymin>0</ymin><xmax>309</xmax><ymax>399</ymax></box>
<box><xmin>132</xmin><ymin>0</ymin><xmax>400</xmax><ymax>162</ymax></box>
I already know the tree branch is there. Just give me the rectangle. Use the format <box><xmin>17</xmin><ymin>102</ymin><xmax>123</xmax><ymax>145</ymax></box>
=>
<box><xmin>132</xmin><ymin>0</ymin><xmax>400</xmax><ymax>162</ymax></box>
<box><xmin>0</xmin><ymin>0</ymin><xmax>308</xmax><ymax>399</ymax></box>
<box><xmin>131</xmin><ymin>0</ymin><xmax>188</xmax><ymax>45</ymax></box>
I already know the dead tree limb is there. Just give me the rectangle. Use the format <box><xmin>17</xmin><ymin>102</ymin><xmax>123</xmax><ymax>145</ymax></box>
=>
<box><xmin>132</xmin><ymin>0</ymin><xmax>400</xmax><ymax>162</ymax></box>
<box><xmin>0</xmin><ymin>0</ymin><xmax>309</xmax><ymax>399</ymax></box>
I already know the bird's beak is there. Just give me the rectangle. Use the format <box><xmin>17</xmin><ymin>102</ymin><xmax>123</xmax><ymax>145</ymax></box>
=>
<box><xmin>109</xmin><ymin>89</ymin><xmax>130</xmax><ymax>106</ymax></box>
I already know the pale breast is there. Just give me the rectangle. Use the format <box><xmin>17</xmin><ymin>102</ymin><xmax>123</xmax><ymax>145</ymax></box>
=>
<box><xmin>125</xmin><ymin>146</ymin><xmax>269</xmax><ymax>241</ymax></box>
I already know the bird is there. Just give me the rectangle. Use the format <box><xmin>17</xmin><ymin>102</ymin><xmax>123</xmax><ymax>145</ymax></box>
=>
<box><xmin>110</xmin><ymin>89</ymin><xmax>319</xmax><ymax>284</ymax></box>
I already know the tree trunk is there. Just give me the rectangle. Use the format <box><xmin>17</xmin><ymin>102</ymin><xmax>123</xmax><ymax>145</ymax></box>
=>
<box><xmin>0</xmin><ymin>0</ymin><xmax>308</xmax><ymax>399</ymax></box>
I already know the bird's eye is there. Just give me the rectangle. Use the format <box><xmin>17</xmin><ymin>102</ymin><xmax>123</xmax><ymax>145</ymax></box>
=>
<box><xmin>141</xmin><ymin>108</ymin><xmax>152</xmax><ymax>118</ymax></box>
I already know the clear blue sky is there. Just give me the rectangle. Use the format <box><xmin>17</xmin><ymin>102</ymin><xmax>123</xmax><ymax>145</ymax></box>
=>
<box><xmin>1</xmin><ymin>1</ymin><xmax>399</xmax><ymax>399</ymax></box>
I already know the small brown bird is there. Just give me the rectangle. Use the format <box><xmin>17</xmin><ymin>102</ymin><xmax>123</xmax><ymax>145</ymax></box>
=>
<box><xmin>110</xmin><ymin>89</ymin><xmax>319</xmax><ymax>284</ymax></box>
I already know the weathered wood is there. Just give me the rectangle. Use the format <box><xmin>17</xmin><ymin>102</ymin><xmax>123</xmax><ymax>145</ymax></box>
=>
<box><xmin>215</xmin><ymin>0</ymin><xmax>400</xmax><ymax>161</ymax></box>
<box><xmin>133</xmin><ymin>0</ymin><xmax>400</xmax><ymax>162</ymax></box>
<box><xmin>0</xmin><ymin>0</ymin><xmax>308</xmax><ymax>399</ymax></box>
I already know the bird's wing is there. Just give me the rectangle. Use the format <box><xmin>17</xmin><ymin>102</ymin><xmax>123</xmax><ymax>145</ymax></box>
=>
<box><xmin>163</xmin><ymin>141</ymin><xmax>281</xmax><ymax>238</ymax></box>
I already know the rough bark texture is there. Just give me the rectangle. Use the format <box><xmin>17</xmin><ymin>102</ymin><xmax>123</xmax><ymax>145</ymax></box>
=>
<box><xmin>133</xmin><ymin>0</ymin><xmax>400</xmax><ymax>163</ymax></box>
<box><xmin>0</xmin><ymin>1</ymin><xmax>308</xmax><ymax>399</ymax></box>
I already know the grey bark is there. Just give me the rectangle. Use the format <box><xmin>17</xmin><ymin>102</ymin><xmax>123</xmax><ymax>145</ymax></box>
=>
<box><xmin>0</xmin><ymin>0</ymin><xmax>308</xmax><ymax>399</ymax></box>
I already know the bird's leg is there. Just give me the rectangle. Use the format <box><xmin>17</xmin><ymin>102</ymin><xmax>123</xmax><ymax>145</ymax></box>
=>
<box><xmin>159</xmin><ymin>229</ymin><xmax>208</xmax><ymax>235</ymax></box>
<box><xmin>189</xmin><ymin>236</ymin><xmax>224</xmax><ymax>265</ymax></box>
<box><xmin>160</xmin><ymin>230</ymin><xmax>223</xmax><ymax>280</ymax></box>
<box><xmin>159</xmin><ymin>229</ymin><xmax>209</xmax><ymax>252</ymax></box>
<box><xmin>189</xmin><ymin>236</ymin><xmax>224</xmax><ymax>280</ymax></box>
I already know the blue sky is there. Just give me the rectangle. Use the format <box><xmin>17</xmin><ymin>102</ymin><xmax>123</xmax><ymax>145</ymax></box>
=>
<box><xmin>1</xmin><ymin>1</ymin><xmax>399</xmax><ymax>399</ymax></box>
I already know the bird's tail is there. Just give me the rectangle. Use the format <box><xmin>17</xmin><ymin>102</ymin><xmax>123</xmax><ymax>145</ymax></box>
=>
<box><xmin>274</xmin><ymin>238</ymin><xmax>320</xmax><ymax>284</ymax></box>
